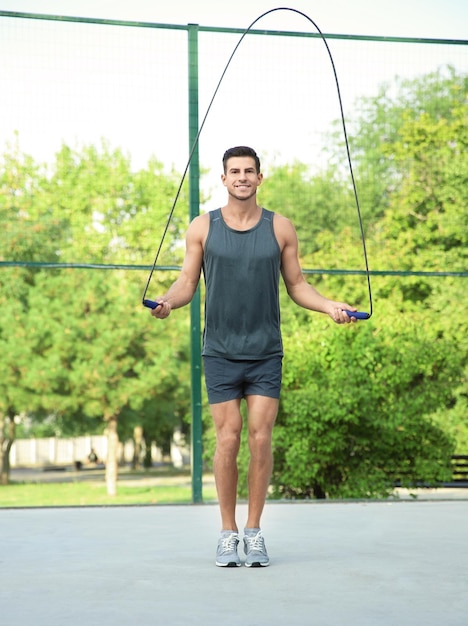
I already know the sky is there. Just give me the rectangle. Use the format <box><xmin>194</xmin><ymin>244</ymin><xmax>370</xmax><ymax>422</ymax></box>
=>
<box><xmin>1</xmin><ymin>0</ymin><xmax>467</xmax><ymax>209</ymax></box>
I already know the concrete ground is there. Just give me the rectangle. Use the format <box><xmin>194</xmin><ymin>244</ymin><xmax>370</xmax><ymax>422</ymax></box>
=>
<box><xmin>1</xmin><ymin>498</ymin><xmax>467</xmax><ymax>626</ymax></box>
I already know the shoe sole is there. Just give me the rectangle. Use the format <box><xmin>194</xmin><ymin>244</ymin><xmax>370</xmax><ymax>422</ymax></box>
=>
<box><xmin>245</xmin><ymin>561</ymin><xmax>269</xmax><ymax>568</ymax></box>
<box><xmin>215</xmin><ymin>561</ymin><xmax>241</xmax><ymax>567</ymax></box>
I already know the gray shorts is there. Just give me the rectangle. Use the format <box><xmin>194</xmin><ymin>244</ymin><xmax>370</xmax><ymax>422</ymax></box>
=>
<box><xmin>203</xmin><ymin>355</ymin><xmax>283</xmax><ymax>404</ymax></box>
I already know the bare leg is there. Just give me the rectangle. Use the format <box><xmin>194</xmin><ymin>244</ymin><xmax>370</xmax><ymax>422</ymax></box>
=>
<box><xmin>210</xmin><ymin>399</ymin><xmax>243</xmax><ymax>532</ymax></box>
<box><xmin>245</xmin><ymin>395</ymin><xmax>279</xmax><ymax>529</ymax></box>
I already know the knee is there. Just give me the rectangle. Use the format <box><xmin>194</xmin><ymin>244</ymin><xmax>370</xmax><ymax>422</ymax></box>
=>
<box><xmin>248</xmin><ymin>428</ymin><xmax>272</xmax><ymax>454</ymax></box>
<box><xmin>216</xmin><ymin>428</ymin><xmax>241</xmax><ymax>455</ymax></box>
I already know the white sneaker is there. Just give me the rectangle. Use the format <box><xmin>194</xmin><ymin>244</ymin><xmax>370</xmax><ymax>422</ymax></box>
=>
<box><xmin>243</xmin><ymin>529</ymin><xmax>269</xmax><ymax>567</ymax></box>
<box><xmin>215</xmin><ymin>531</ymin><xmax>241</xmax><ymax>567</ymax></box>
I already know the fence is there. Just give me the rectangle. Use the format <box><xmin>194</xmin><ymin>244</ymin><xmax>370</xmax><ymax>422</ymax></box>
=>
<box><xmin>10</xmin><ymin>435</ymin><xmax>189</xmax><ymax>469</ymax></box>
<box><xmin>1</xmin><ymin>10</ymin><xmax>467</xmax><ymax>500</ymax></box>
<box><xmin>10</xmin><ymin>435</ymin><xmax>110</xmax><ymax>468</ymax></box>
<box><xmin>1</xmin><ymin>9</ymin><xmax>467</xmax><ymax>225</ymax></box>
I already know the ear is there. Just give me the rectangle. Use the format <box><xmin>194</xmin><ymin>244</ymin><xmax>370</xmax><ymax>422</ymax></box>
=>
<box><xmin>257</xmin><ymin>172</ymin><xmax>264</xmax><ymax>186</ymax></box>
<box><xmin>221</xmin><ymin>173</ymin><xmax>227</xmax><ymax>186</ymax></box>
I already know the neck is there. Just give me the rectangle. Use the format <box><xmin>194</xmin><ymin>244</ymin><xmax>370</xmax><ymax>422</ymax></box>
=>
<box><xmin>221</xmin><ymin>200</ymin><xmax>262</xmax><ymax>230</ymax></box>
<box><xmin>225</xmin><ymin>192</ymin><xmax>258</xmax><ymax>213</ymax></box>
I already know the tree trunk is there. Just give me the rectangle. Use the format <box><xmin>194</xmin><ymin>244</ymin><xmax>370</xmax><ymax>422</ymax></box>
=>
<box><xmin>132</xmin><ymin>425</ymin><xmax>144</xmax><ymax>470</ymax></box>
<box><xmin>143</xmin><ymin>433</ymin><xmax>153</xmax><ymax>469</ymax></box>
<box><xmin>105</xmin><ymin>416</ymin><xmax>119</xmax><ymax>496</ymax></box>
<box><xmin>0</xmin><ymin>414</ymin><xmax>15</xmax><ymax>486</ymax></box>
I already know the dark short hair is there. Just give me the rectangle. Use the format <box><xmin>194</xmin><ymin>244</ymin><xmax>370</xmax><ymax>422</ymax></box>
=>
<box><xmin>222</xmin><ymin>146</ymin><xmax>261</xmax><ymax>174</ymax></box>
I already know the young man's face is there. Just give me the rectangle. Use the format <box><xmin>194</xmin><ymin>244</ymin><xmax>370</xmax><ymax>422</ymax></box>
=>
<box><xmin>221</xmin><ymin>156</ymin><xmax>263</xmax><ymax>202</ymax></box>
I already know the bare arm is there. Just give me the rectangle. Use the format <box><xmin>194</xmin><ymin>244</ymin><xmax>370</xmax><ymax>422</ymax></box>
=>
<box><xmin>275</xmin><ymin>215</ymin><xmax>357</xmax><ymax>324</ymax></box>
<box><xmin>150</xmin><ymin>215</ymin><xmax>207</xmax><ymax>319</ymax></box>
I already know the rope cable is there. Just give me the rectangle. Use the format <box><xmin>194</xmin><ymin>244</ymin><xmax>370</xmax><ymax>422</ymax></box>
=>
<box><xmin>142</xmin><ymin>7</ymin><xmax>373</xmax><ymax>318</ymax></box>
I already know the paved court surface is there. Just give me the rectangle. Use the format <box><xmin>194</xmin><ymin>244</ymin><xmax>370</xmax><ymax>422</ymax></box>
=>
<box><xmin>1</xmin><ymin>500</ymin><xmax>468</xmax><ymax>626</ymax></box>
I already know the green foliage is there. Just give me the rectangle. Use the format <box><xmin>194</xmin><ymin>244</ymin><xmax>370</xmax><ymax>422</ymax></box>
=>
<box><xmin>1</xmin><ymin>65</ymin><xmax>467</xmax><ymax>498</ymax></box>
<box><xmin>272</xmin><ymin>313</ymin><xmax>457</xmax><ymax>499</ymax></box>
<box><xmin>329</xmin><ymin>66</ymin><xmax>468</xmax><ymax>226</ymax></box>
<box><xmin>259</xmin><ymin>160</ymin><xmax>354</xmax><ymax>254</ymax></box>
<box><xmin>238</xmin><ymin>67</ymin><xmax>467</xmax><ymax>498</ymax></box>
<box><xmin>379</xmin><ymin>96</ymin><xmax>468</xmax><ymax>274</ymax></box>
<box><xmin>0</xmin><ymin>139</ymin><xmax>192</xmax><ymax>456</ymax></box>
<box><xmin>427</xmin><ymin>279</ymin><xmax>468</xmax><ymax>455</ymax></box>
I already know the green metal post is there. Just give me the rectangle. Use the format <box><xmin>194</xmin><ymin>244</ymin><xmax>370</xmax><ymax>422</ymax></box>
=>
<box><xmin>188</xmin><ymin>24</ymin><xmax>203</xmax><ymax>503</ymax></box>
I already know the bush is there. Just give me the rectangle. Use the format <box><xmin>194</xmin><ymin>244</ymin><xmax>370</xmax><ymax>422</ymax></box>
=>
<box><xmin>271</xmin><ymin>313</ymin><xmax>457</xmax><ymax>499</ymax></box>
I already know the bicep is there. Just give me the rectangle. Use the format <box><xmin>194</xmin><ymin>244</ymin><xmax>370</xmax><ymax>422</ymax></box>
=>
<box><xmin>278</xmin><ymin>219</ymin><xmax>305</xmax><ymax>293</ymax></box>
<box><xmin>179</xmin><ymin>219</ymin><xmax>204</xmax><ymax>285</ymax></box>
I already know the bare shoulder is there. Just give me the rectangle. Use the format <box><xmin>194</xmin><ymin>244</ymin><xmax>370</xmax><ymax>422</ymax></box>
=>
<box><xmin>272</xmin><ymin>212</ymin><xmax>298</xmax><ymax>249</ymax></box>
<box><xmin>187</xmin><ymin>212</ymin><xmax>210</xmax><ymax>243</ymax></box>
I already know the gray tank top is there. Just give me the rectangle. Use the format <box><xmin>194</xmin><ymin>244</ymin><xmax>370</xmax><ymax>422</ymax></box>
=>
<box><xmin>202</xmin><ymin>207</ymin><xmax>283</xmax><ymax>359</ymax></box>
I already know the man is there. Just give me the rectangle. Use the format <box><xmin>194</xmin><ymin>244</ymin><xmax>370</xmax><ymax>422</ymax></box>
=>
<box><xmin>151</xmin><ymin>146</ymin><xmax>358</xmax><ymax>567</ymax></box>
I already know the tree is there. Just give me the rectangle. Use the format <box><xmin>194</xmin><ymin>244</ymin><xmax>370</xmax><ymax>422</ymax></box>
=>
<box><xmin>272</xmin><ymin>313</ymin><xmax>458</xmax><ymax>499</ymax></box>
<box><xmin>2</xmin><ymin>66</ymin><xmax>466</xmax><ymax>498</ymax></box>
<box><xmin>327</xmin><ymin>65</ymin><xmax>468</xmax><ymax>227</ymax></box>
<box><xmin>0</xmin><ymin>135</ymin><xmax>60</xmax><ymax>482</ymax></box>
<box><xmin>379</xmin><ymin>92</ymin><xmax>468</xmax><ymax>274</ymax></box>
<box><xmin>204</xmin><ymin>68</ymin><xmax>468</xmax><ymax>499</ymax></box>
<box><xmin>259</xmin><ymin>160</ymin><xmax>355</xmax><ymax>255</ymax></box>
<box><xmin>268</xmin><ymin>68</ymin><xmax>467</xmax><ymax>498</ymax></box>
<box><xmin>0</xmin><ymin>140</ymin><xmax>192</xmax><ymax>489</ymax></box>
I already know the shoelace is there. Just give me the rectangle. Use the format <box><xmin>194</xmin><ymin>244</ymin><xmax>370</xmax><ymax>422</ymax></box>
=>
<box><xmin>220</xmin><ymin>533</ymin><xmax>239</xmax><ymax>554</ymax></box>
<box><xmin>244</xmin><ymin>532</ymin><xmax>265</xmax><ymax>552</ymax></box>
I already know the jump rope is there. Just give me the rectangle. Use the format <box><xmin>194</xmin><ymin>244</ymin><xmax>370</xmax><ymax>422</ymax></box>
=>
<box><xmin>142</xmin><ymin>7</ymin><xmax>373</xmax><ymax>320</ymax></box>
